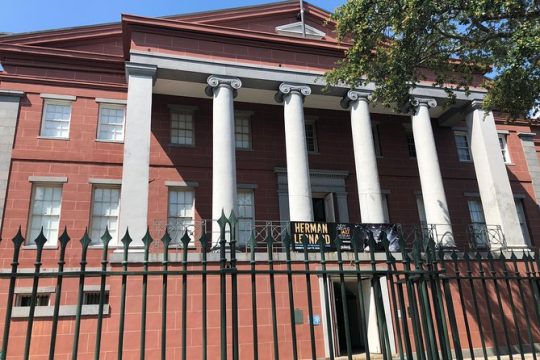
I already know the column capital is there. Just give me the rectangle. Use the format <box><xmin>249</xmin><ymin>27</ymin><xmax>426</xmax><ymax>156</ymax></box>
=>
<box><xmin>205</xmin><ymin>75</ymin><xmax>242</xmax><ymax>97</ymax></box>
<box><xmin>125</xmin><ymin>62</ymin><xmax>157</xmax><ymax>84</ymax></box>
<box><xmin>340</xmin><ymin>90</ymin><xmax>371</xmax><ymax>109</ymax></box>
<box><xmin>469</xmin><ymin>99</ymin><xmax>485</xmax><ymax>111</ymax></box>
<box><xmin>274</xmin><ymin>83</ymin><xmax>311</xmax><ymax>103</ymax></box>
<box><xmin>410</xmin><ymin>97</ymin><xmax>437</xmax><ymax>109</ymax></box>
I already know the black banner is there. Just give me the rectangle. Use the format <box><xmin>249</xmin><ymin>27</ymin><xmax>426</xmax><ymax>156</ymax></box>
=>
<box><xmin>291</xmin><ymin>222</ymin><xmax>400</xmax><ymax>252</ymax></box>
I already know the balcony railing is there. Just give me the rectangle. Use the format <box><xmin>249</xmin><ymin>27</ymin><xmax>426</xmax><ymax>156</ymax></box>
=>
<box><xmin>153</xmin><ymin>219</ymin><xmax>506</xmax><ymax>252</ymax></box>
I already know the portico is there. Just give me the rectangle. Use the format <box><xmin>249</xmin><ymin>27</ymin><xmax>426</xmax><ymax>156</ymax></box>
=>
<box><xmin>118</xmin><ymin>46</ymin><xmax>527</xmax><ymax>248</ymax></box>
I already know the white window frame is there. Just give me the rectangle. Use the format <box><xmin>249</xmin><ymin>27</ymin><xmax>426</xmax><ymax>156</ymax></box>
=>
<box><xmin>235</xmin><ymin>111</ymin><xmax>253</xmax><ymax>150</ymax></box>
<box><xmin>96</xmin><ymin>104</ymin><xmax>125</xmax><ymax>142</ymax></box>
<box><xmin>305</xmin><ymin>119</ymin><xmax>318</xmax><ymax>153</ymax></box>
<box><xmin>27</xmin><ymin>183</ymin><xmax>63</xmax><ymax>246</ymax></box>
<box><xmin>167</xmin><ymin>187</ymin><xmax>196</xmax><ymax>246</ymax></box>
<box><xmin>454</xmin><ymin>131</ymin><xmax>472</xmax><ymax>162</ymax></box>
<box><xmin>498</xmin><ymin>133</ymin><xmax>511</xmax><ymax>164</ymax></box>
<box><xmin>237</xmin><ymin>189</ymin><xmax>255</xmax><ymax>246</ymax></box>
<box><xmin>169</xmin><ymin>105</ymin><xmax>196</xmax><ymax>146</ymax></box>
<box><xmin>89</xmin><ymin>185</ymin><xmax>121</xmax><ymax>246</ymax></box>
<box><xmin>40</xmin><ymin>99</ymin><xmax>72</xmax><ymax>139</ymax></box>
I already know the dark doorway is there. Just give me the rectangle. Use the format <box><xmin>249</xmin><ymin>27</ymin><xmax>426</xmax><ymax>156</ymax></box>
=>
<box><xmin>333</xmin><ymin>281</ymin><xmax>365</xmax><ymax>356</ymax></box>
<box><xmin>312</xmin><ymin>198</ymin><xmax>326</xmax><ymax>222</ymax></box>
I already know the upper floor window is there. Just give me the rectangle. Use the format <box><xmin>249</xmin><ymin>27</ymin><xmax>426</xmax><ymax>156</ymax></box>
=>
<box><xmin>41</xmin><ymin>100</ymin><xmax>72</xmax><ymax>139</ymax></box>
<box><xmin>416</xmin><ymin>195</ymin><xmax>427</xmax><ymax>226</ymax></box>
<box><xmin>97</xmin><ymin>105</ymin><xmax>125</xmax><ymax>142</ymax></box>
<box><xmin>305</xmin><ymin>121</ymin><xmax>318</xmax><ymax>153</ymax></box>
<box><xmin>406</xmin><ymin>130</ymin><xmax>416</xmax><ymax>158</ymax></box>
<box><xmin>28</xmin><ymin>184</ymin><xmax>62</xmax><ymax>245</ymax></box>
<box><xmin>373</xmin><ymin>124</ymin><xmax>382</xmax><ymax>157</ymax></box>
<box><xmin>514</xmin><ymin>199</ymin><xmax>531</xmax><ymax>246</ymax></box>
<box><xmin>235</xmin><ymin>111</ymin><xmax>252</xmax><ymax>149</ymax></box>
<box><xmin>498</xmin><ymin>133</ymin><xmax>511</xmax><ymax>163</ymax></box>
<box><xmin>454</xmin><ymin>131</ymin><xmax>472</xmax><ymax>162</ymax></box>
<box><xmin>90</xmin><ymin>186</ymin><xmax>120</xmax><ymax>245</ymax></box>
<box><xmin>170</xmin><ymin>106</ymin><xmax>196</xmax><ymax>146</ymax></box>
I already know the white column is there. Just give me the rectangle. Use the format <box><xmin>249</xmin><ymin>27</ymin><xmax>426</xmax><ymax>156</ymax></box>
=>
<box><xmin>276</xmin><ymin>83</ymin><xmax>313</xmax><ymax>222</ymax></box>
<box><xmin>342</xmin><ymin>90</ymin><xmax>385</xmax><ymax>223</ymax></box>
<box><xmin>411</xmin><ymin>98</ymin><xmax>454</xmax><ymax>246</ymax></box>
<box><xmin>466</xmin><ymin>100</ymin><xmax>525</xmax><ymax>248</ymax></box>
<box><xmin>118</xmin><ymin>63</ymin><xmax>157</xmax><ymax>245</ymax></box>
<box><xmin>205</xmin><ymin>75</ymin><xmax>242</xmax><ymax>240</ymax></box>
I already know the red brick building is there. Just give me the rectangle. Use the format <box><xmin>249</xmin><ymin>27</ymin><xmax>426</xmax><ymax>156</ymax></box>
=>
<box><xmin>0</xmin><ymin>1</ymin><xmax>539</xmax><ymax>359</ymax></box>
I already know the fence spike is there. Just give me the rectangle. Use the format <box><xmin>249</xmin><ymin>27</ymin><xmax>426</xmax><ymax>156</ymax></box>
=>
<box><xmin>499</xmin><ymin>251</ymin><xmax>507</xmax><ymax>261</ymax></box>
<box><xmin>161</xmin><ymin>228</ymin><xmax>172</xmax><ymax>248</ymax></box>
<box><xmin>217</xmin><ymin>210</ymin><xmax>228</xmax><ymax>232</ymax></box>
<box><xmin>12</xmin><ymin>226</ymin><xmax>25</xmax><ymax>248</ymax></box>
<box><xmin>120</xmin><ymin>228</ymin><xmax>132</xmax><ymax>250</ymax></box>
<box><xmin>181</xmin><ymin>230</ymin><xmax>191</xmax><ymax>248</ymax></box>
<box><xmin>265</xmin><ymin>225</ymin><xmax>274</xmax><ymax>246</ymax></box>
<box><xmin>510</xmin><ymin>251</ymin><xmax>518</xmax><ymax>261</ymax></box>
<box><xmin>450</xmin><ymin>250</ymin><xmax>458</xmax><ymax>261</ymax></box>
<box><xmin>33</xmin><ymin>227</ymin><xmax>48</xmax><ymax>249</ymax></box>
<box><xmin>142</xmin><ymin>227</ymin><xmax>153</xmax><ymax>248</ymax></box>
<box><xmin>228</xmin><ymin>210</ymin><xmax>238</xmax><ymax>228</ymax></box>
<box><xmin>101</xmin><ymin>226</ymin><xmax>112</xmax><ymax>246</ymax></box>
<box><xmin>300</xmin><ymin>234</ymin><xmax>309</xmax><ymax>249</ymax></box>
<box><xmin>80</xmin><ymin>228</ymin><xmax>92</xmax><ymax>249</ymax></box>
<box><xmin>58</xmin><ymin>227</ymin><xmax>71</xmax><ymax>248</ymax></box>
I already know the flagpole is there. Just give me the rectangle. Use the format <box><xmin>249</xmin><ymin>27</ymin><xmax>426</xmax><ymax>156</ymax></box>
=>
<box><xmin>299</xmin><ymin>0</ymin><xmax>306</xmax><ymax>38</ymax></box>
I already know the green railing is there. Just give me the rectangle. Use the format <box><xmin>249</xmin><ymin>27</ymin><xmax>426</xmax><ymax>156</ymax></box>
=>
<box><xmin>0</xmin><ymin>213</ymin><xmax>538</xmax><ymax>360</ymax></box>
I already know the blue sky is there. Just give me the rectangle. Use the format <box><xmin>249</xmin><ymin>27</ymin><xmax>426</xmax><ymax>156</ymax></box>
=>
<box><xmin>0</xmin><ymin>0</ymin><xmax>345</xmax><ymax>34</ymax></box>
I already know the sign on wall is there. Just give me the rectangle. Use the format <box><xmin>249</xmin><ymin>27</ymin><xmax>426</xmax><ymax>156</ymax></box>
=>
<box><xmin>290</xmin><ymin>222</ymin><xmax>400</xmax><ymax>252</ymax></box>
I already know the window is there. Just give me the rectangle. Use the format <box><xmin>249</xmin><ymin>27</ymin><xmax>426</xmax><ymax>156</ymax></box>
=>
<box><xmin>514</xmin><ymin>199</ymin><xmax>531</xmax><ymax>245</ymax></box>
<box><xmin>454</xmin><ymin>131</ymin><xmax>472</xmax><ymax>162</ymax></box>
<box><xmin>90</xmin><ymin>187</ymin><xmax>120</xmax><ymax>245</ymax></box>
<box><xmin>41</xmin><ymin>100</ymin><xmax>72</xmax><ymax>138</ymax></box>
<box><xmin>235</xmin><ymin>112</ymin><xmax>252</xmax><ymax>149</ymax></box>
<box><xmin>305</xmin><ymin>121</ymin><xmax>318</xmax><ymax>152</ymax></box>
<box><xmin>498</xmin><ymin>133</ymin><xmax>511</xmax><ymax>163</ymax></box>
<box><xmin>406</xmin><ymin>130</ymin><xmax>416</xmax><ymax>158</ymax></box>
<box><xmin>467</xmin><ymin>199</ymin><xmax>489</xmax><ymax>247</ymax></box>
<box><xmin>83</xmin><ymin>291</ymin><xmax>109</xmax><ymax>305</ymax></box>
<box><xmin>168</xmin><ymin>189</ymin><xmax>195</xmax><ymax>244</ymax></box>
<box><xmin>238</xmin><ymin>191</ymin><xmax>255</xmax><ymax>245</ymax></box>
<box><xmin>28</xmin><ymin>185</ymin><xmax>62</xmax><ymax>245</ymax></box>
<box><xmin>382</xmin><ymin>194</ymin><xmax>390</xmax><ymax>223</ymax></box>
<box><xmin>97</xmin><ymin>105</ymin><xmax>125</xmax><ymax>141</ymax></box>
<box><xmin>416</xmin><ymin>196</ymin><xmax>427</xmax><ymax>226</ymax></box>
<box><xmin>373</xmin><ymin>124</ymin><xmax>382</xmax><ymax>157</ymax></box>
<box><xmin>16</xmin><ymin>294</ymin><xmax>50</xmax><ymax>307</ymax></box>
<box><xmin>170</xmin><ymin>108</ymin><xmax>194</xmax><ymax>145</ymax></box>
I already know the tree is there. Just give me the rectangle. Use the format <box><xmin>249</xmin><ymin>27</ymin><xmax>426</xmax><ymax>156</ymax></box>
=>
<box><xmin>326</xmin><ymin>0</ymin><xmax>540</xmax><ymax>120</ymax></box>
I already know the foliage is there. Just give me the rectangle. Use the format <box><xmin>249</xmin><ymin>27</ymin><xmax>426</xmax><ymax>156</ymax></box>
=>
<box><xmin>326</xmin><ymin>0</ymin><xmax>540</xmax><ymax>119</ymax></box>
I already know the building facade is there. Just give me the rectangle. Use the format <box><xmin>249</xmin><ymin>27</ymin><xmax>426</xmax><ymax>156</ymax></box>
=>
<box><xmin>1</xmin><ymin>1</ymin><xmax>540</xmax><ymax>358</ymax></box>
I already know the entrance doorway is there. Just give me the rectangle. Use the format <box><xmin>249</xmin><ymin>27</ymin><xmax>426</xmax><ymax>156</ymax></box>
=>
<box><xmin>326</xmin><ymin>277</ymin><xmax>396</xmax><ymax>357</ymax></box>
<box><xmin>312</xmin><ymin>193</ymin><xmax>336</xmax><ymax>222</ymax></box>
<box><xmin>332</xmin><ymin>281</ymin><xmax>365</xmax><ymax>356</ymax></box>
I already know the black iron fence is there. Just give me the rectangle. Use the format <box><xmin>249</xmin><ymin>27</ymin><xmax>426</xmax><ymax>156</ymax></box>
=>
<box><xmin>0</xmin><ymin>214</ymin><xmax>537</xmax><ymax>360</ymax></box>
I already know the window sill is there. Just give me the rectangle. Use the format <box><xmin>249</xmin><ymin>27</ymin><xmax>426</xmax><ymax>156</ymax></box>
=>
<box><xmin>95</xmin><ymin>139</ymin><xmax>124</xmax><ymax>144</ymax></box>
<box><xmin>236</xmin><ymin>147</ymin><xmax>253</xmax><ymax>152</ymax></box>
<box><xmin>11</xmin><ymin>304</ymin><xmax>110</xmax><ymax>318</ymax></box>
<box><xmin>505</xmin><ymin>162</ymin><xmax>515</xmax><ymax>166</ymax></box>
<box><xmin>459</xmin><ymin>160</ymin><xmax>473</xmax><ymax>164</ymax></box>
<box><xmin>37</xmin><ymin>136</ymin><xmax>69</xmax><ymax>141</ymax></box>
<box><xmin>22</xmin><ymin>245</ymin><xmax>59</xmax><ymax>250</ymax></box>
<box><xmin>308</xmin><ymin>151</ymin><xmax>320</xmax><ymax>155</ymax></box>
<box><xmin>168</xmin><ymin>143</ymin><xmax>195</xmax><ymax>148</ymax></box>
